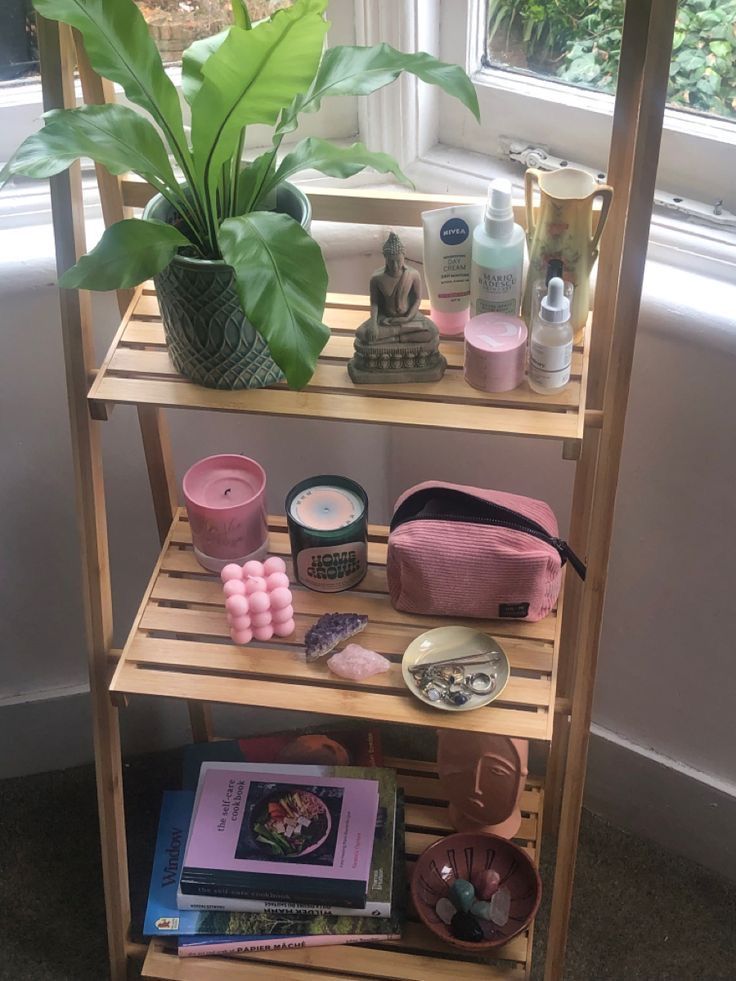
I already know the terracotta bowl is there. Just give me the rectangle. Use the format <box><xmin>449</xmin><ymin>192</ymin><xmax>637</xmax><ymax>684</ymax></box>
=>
<box><xmin>411</xmin><ymin>832</ymin><xmax>542</xmax><ymax>951</ymax></box>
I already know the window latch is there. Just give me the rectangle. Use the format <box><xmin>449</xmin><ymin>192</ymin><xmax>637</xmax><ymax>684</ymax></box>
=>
<box><xmin>503</xmin><ymin>139</ymin><xmax>736</xmax><ymax>230</ymax></box>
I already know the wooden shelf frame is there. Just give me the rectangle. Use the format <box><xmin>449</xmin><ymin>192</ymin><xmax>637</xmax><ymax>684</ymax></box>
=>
<box><xmin>141</xmin><ymin>758</ymin><xmax>543</xmax><ymax>981</ymax></box>
<box><xmin>39</xmin><ymin>3</ymin><xmax>679</xmax><ymax>979</ymax></box>
<box><xmin>111</xmin><ymin>511</ymin><xmax>563</xmax><ymax>743</ymax></box>
<box><xmin>88</xmin><ymin>284</ymin><xmax>591</xmax><ymax>447</ymax></box>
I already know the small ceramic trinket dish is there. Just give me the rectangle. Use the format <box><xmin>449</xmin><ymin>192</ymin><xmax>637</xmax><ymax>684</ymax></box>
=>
<box><xmin>401</xmin><ymin>626</ymin><xmax>509</xmax><ymax>712</ymax></box>
<box><xmin>411</xmin><ymin>832</ymin><xmax>542</xmax><ymax>951</ymax></box>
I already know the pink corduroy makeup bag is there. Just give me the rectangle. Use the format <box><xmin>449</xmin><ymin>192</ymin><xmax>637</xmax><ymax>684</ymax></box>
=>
<box><xmin>386</xmin><ymin>481</ymin><xmax>585</xmax><ymax>622</ymax></box>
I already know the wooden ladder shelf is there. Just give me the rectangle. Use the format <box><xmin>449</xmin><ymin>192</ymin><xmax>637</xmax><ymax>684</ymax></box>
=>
<box><xmin>39</xmin><ymin>2</ymin><xmax>678</xmax><ymax>977</ymax></box>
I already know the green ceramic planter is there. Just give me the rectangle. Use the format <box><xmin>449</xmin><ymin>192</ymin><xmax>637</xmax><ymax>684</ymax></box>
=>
<box><xmin>144</xmin><ymin>183</ymin><xmax>312</xmax><ymax>390</ymax></box>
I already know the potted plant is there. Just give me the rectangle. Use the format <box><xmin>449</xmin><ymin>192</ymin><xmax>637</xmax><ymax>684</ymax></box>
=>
<box><xmin>1</xmin><ymin>0</ymin><xmax>479</xmax><ymax>389</ymax></box>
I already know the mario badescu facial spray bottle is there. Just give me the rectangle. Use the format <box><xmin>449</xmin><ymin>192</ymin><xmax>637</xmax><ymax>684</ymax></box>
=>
<box><xmin>470</xmin><ymin>179</ymin><xmax>525</xmax><ymax>317</ymax></box>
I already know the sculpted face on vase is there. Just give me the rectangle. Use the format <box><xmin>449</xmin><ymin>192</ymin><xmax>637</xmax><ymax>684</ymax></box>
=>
<box><xmin>437</xmin><ymin>731</ymin><xmax>529</xmax><ymax>839</ymax></box>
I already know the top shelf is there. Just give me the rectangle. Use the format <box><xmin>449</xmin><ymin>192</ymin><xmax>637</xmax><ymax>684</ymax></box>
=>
<box><xmin>89</xmin><ymin>285</ymin><xmax>591</xmax><ymax>446</ymax></box>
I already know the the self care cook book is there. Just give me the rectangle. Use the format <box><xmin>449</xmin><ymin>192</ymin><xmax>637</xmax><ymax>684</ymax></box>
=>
<box><xmin>178</xmin><ymin>763</ymin><xmax>380</xmax><ymax>908</ymax></box>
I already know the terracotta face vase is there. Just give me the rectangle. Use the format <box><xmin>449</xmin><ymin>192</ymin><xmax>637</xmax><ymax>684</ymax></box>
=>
<box><xmin>522</xmin><ymin>167</ymin><xmax>614</xmax><ymax>335</ymax></box>
<box><xmin>437</xmin><ymin>731</ymin><xmax>529</xmax><ymax>839</ymax></box>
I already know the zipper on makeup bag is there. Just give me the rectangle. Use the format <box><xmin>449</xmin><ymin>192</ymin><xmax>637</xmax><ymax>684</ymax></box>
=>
<box><xmin>390</xmin><ymin>489</ymin><xmax>587</xmax><ymax>580</ymax></box>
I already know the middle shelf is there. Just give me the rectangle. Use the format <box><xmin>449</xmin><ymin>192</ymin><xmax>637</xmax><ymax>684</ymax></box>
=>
<box><xmin>111</xmin><ymin>511</ymin><xmax>562</xmax><ymax>742</ymax></box>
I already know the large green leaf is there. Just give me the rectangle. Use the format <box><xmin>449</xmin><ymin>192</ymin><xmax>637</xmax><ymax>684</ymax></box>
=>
<box><xmin>58</xmin><ymin>219</ymin><xmax>190</xmax><ymax>291</ymax></box>
<box><xmin>267</xmin><ymin>137</ymin><xmax>413</xmax><ymax>196</ymax></box>
<box><xmin>0</xmin><ymin>104</ymin><xmax>177</xmax><ymax>191</ymax></box>
<box><xmin>235</xmin><ymin>150</ymin><xmax>276</xmax><ymax>213</ymax></box>
<box><xmin>191</xmin><ymin>0</ymin><xmax>329</xmax><ymax>203</ymax></box>
<box><xmin>218</xmin><ymin>212</ymin><xmax>329</xmax><ymax>389</ymax></box>
<box><xmin>277</xmin><ymin>42</ymin><xmax>481</xmax><ymax>138</ymax></box>
<box><xmin>32</xmin><ymin>0</ymin><xmax>189</xmax><ymax>157</ymax></box>
<box><xmin>181</xmin><ymin>29</ymin><xmax>229</xmax><ymax>106</ymax></box>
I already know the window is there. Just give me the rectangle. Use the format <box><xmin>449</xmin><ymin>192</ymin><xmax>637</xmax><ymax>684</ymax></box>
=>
<box><xmin>138</xmin><ymin>0</ymin><xmax>292</xmax><ymax>63</ymax></box>
<box><xmin>0</xmin><ymin>1</ymin><xmax>358</xmax><ymax>174</ymax></box>
<box><xmin>487</xmin><ymin>0</ymin><xmax>736</xmax><ymax>123</ymax></box>
<box><xmin>433</xmin><ymin>0</ymin><xmax>736</xmax><ymax>212</ymax></box>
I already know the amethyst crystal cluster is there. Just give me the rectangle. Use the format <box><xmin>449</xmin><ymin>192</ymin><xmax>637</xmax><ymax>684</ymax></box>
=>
<box><xmin>304</xmin><ymin>612</ymin><xmax>368</xmax><ymax>662</ymax></box>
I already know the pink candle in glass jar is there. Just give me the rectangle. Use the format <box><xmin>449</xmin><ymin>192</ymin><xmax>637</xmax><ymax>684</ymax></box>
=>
<box><xmin>183</xmin><ymin>454</ymin><xmax>268</xmax><ymax>573</ymax></box>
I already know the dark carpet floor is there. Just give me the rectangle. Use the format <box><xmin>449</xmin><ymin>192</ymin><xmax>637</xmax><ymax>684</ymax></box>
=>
<box><xmin>1</xmin><ymin>747</ymin><xmax>734</xmax><ymax>981</ymax></box>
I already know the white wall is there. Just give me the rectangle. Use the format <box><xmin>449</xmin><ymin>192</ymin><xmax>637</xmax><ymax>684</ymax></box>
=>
<box><xmin>1</xmin><ymin>193</ymin><xmax>735</xmax><ymax>876</ymax></box>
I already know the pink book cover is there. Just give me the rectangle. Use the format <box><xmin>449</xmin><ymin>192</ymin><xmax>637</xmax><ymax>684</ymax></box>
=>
<box><xmin>180</xmin><ymin>763</ymin><xmax>379</xmax><ymax>908</ymax></box>
<box><xmin>178</xmin><ymin>932</ymin><xmax>401</xmax><ymax>957</ymax></box>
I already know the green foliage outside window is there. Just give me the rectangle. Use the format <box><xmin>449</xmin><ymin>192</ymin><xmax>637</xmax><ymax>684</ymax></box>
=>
<box><xmin>488</xmin><ymin>0</ymin><xmax>736</xmax><ymax>119</ymax></box>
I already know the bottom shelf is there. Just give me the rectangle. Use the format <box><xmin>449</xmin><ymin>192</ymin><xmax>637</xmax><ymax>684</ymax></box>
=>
<box><xmin>141</xmin><ymin>757</ymin><xmax>543</xmax><ymax>980</ymax></box>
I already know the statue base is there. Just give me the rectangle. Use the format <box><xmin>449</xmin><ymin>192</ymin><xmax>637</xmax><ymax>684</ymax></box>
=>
<box><xmin>347</xmin><ymin>356</ymin><xmax>447</xmax><ymax>385</ymax></box>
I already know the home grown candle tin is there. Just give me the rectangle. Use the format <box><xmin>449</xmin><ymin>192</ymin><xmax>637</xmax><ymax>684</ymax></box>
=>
<box><xmin>286</xmin><ymin>476</ymin><xmax>368</xmax><ymax>592</ymax></box>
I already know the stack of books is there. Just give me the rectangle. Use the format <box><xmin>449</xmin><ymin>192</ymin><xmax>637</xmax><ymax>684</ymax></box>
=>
<box><xmin>144</xmin><ymin>730</ymin><xmax>405</xmax><ymax>958</ymax></box>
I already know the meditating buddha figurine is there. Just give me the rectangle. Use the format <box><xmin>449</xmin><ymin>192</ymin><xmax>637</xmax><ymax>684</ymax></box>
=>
<box><xmin>348</xmin><ymin>232</ymin><xmax>447</xmax><ymax>384</ymax></box>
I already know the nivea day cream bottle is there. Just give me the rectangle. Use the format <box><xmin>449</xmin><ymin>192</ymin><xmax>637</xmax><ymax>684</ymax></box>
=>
<box><xmin>422</xmin><ymin>204</ymin><xmax>483</xmax><ymax>335</ymax></box>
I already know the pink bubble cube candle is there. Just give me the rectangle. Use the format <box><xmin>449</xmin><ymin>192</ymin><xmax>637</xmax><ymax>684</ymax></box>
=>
<box><xmin>220</xmin><ymin>556</ymin><xmax>295</xmax><ymax>645</ymax></box>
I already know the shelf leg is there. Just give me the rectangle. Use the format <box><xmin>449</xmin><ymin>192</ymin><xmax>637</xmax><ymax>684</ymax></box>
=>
<box><xmin>37</xmin><ymin>18</ymin><xmax>132</xmax><ymax>980</ymax></box>
<box><xmin>72</xmin><ymin>31</ymin><xmax>214</xmax><ymax>746</ymax></box>
<box><xmin>543</xmin><ymin>2</ymin><xmax>678</xmax><ymax>978</ymax></box>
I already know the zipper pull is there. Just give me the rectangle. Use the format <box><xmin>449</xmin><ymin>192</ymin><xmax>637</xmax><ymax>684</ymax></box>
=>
<box><xmin>552</xmin><ymin>538</ymin><xmax>587</xmax><ymax>580</ymax></box>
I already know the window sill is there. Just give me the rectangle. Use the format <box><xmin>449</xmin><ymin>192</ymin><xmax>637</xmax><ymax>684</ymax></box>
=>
<box><xmin>407</xmin><ymin>144</ymin><xmax>736</xmax><ymax>283</ymax></box>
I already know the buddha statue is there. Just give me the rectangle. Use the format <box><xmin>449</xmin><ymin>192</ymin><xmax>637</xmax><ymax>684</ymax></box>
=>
<box><xmin>348</xmin><ymin>232</ymin><xmax>447</xmax><ymax>384</ymax></box>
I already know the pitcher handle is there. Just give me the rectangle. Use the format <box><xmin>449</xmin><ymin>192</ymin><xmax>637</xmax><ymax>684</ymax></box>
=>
<box><xmin>590</xmin><ymin>184</ymin><xmax>614</xmax><ymax>253</ymax></box>
<box><xmin>525</xmin><ymin>168</ymin><xmax>542</xmax><ymax>240</ymax></box>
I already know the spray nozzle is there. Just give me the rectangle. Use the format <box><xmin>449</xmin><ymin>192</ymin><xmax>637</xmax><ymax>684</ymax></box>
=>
<box><xmin>483</xmin><ymin>178</ymin><xmax>515</xmax><ymax>238</ymax></box>
<box><xmin>540</xmin><ymin>277</ymin><xmax>571</xmax><ymax>324</ymax></box>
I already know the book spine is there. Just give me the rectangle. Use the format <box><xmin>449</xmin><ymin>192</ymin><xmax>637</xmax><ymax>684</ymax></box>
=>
<box><xmin>176</xmin><ymin>888</ymin><xmax>392</xmax><ymax>918</ymax></box>
<box><xmin>179</xmin><ymin>871</ymin><xmax>366</xmax><ymax>908</ymax></box>
<box><xmin>179</xmin><ymin>933</ymin><xmax>401</xmax><ymax>956</ymax></box>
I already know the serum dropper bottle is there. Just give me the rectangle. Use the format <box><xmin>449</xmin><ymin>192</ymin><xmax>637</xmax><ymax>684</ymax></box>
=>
<box><xmin>528</xmin><ymin>277</ymin><xmax>573</xmax><ymax>394</ymax></box>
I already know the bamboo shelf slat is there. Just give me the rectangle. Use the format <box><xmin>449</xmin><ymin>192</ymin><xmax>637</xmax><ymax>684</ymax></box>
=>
<box><xmin>110</xmin><ymin>511</ymin><xmax>563</xmax><ymax>743</ymax></box>
<box><xmin>141</xmin><ymin>757</ymin><xmax>542</xmax><ymax>980</ymax></box>
<box><xmin>88</xmin><ymin>286</ymin><xmax>590</xmax><ymax>447</ymax></box>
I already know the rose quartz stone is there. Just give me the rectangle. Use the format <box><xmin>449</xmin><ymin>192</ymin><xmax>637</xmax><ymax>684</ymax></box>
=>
<box><xmin>327</xmin><ymin>644</ymin><xmax>391</xmax><ymax>681</ymax></box>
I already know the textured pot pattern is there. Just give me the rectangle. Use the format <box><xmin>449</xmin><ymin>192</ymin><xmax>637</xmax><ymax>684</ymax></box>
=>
<box><xmin>154</xmin><ymin>257</ymin><xmax>284</xmax><ymax>390</ymax></box>
<box><xmin>145</xmin><ymin>182</ymin><xmax>310</xmax><ymax>391</ymax></box>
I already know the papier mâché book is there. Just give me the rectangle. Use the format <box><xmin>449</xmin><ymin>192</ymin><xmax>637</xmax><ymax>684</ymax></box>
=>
<box><xmin>179</xmin><ymin>763</ymin><xmax>379</xmax><ymax>908</ymax></box>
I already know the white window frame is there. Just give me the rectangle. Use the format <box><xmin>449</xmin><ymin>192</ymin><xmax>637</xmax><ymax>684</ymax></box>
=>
<box><xmin>351</xmin><ymin>0</ymin><xmax>736</xmax><ymax>270</ymax></box>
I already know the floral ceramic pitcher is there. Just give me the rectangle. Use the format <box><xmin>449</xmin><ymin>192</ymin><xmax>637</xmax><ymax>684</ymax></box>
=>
<box><xmin>522</xmin><ymin>168</ymin><xmax>613</xmax><ymax>334</ymax></box>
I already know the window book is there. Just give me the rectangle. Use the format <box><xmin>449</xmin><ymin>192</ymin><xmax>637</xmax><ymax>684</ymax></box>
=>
<box><xmin>143</xmin><ymin>791</ymin><xmax>405</xmax><ymax>955</ymax></box>
<box><xmin>177</xmin><ymin>764</ymin><xmax>398</xmax><ymax>917</ymax></box>
<box><xmin>178</xmin><ymin>762</ymin><xmax>382</xmax><ymax>908</ymax></box>
<box><xmin>181</xmin><ymin>728</ymin><xmax>383</xmax><ymax>792</ymax></box>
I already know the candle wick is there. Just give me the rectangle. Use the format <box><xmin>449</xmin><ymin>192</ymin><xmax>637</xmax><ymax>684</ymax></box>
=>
<box><xmin>224</xmin><ymin>488</ymin><xmax>231</xmax><ymax>496</ymax></box>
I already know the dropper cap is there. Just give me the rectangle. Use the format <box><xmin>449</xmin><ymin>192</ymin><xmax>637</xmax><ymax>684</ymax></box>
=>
<box><xmin>484</xmin><ymin>178</ymin><xmax>514</xmax><ymax>238</ymax></box>
<box><xmin>540</xmin><ymin>277</ymin><xmax>571</xmax><ymax>324</ymax></box>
